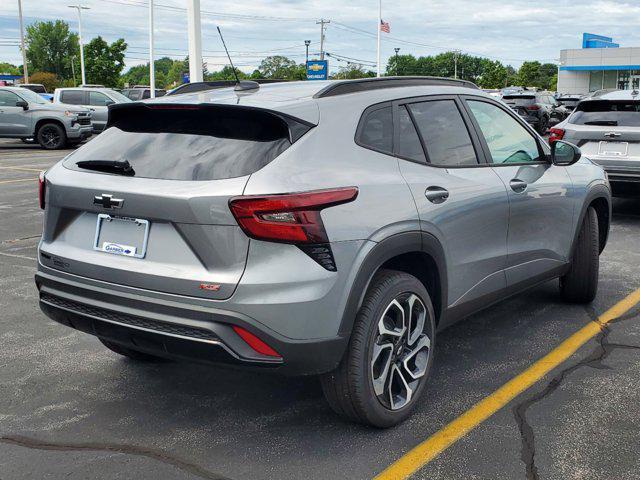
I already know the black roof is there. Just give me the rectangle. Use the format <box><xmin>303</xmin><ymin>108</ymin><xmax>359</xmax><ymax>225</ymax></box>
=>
<box><xmin>314</xmin><ymin>76</ymin><xmax>479</xmax><ymax>98</ymax></box>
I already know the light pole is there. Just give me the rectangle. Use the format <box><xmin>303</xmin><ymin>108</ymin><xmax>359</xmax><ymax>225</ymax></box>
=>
<box><xmin>71</xmin><ymin>56</ymin><xmax>76</xmax><ymax>86</ymax></box>
<box><xmin>17</xmin><ymin>0</ymin><xmax>28</xmax><ymax>83</ymax></box>
<box><xmin>149</xmin><ymin>0</ymin><xmax>155</xmax><ymax>97</ymax></box>
<box><xmin>394</xmin><ymin>47</ymin><xmax>400</xmax><ymax>76</ymax></box>
<box><xmin>305</xmin><ymin>40</ymin><xmax>311</xmax><ymax>65</ymax></box>
<box><xmin>453</xmin><ymin>49</ymin><xmax>461</xmax><ymax>79</ymax></box>
<box><xmin>68</xmin><ymin>5</ymin><xmax>90</xmax><ymax>85</ymax></box>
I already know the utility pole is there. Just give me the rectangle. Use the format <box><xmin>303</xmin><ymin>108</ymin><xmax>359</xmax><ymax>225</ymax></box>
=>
<box><xmin>317</xmin><ymin>19</ymin><xmax>330</xmax><ymax>61</ymax></box>
<box><xmin>186</xmin><ymin>0</ymin><xmax>203</xmax><ymax>82</ymax></box>
<box><xmin>305</xmin><ymin>40</ymin><xmax>311</xmax><ymax>64</ymax></box>
<box><xmin>17</xmin><ymin>0</ymin><xmax>28</xmax><ymax>83</ymax></box>
<box><xmin>453</xmin><ymin>49</ymin><xmax>461</xmax><ymax>79</ymax></box>
<box><xmin>68</xmin><ymin>5</ymin><xmax>90</xmax><ymax>85</ymax></box>
<box><xmin>149</xmin><ymin>0</ymin><xmax>155</xmax><ymax>97</ymax></box>
<box><xmin>71</xmin><ymin>56</ymin><xmax>76</xmax><ymax>85</ymax></box>
<box><xmin>394</xmin><ymin>47</ymin><xmax>400</xmax><ymax>76</ymax></box>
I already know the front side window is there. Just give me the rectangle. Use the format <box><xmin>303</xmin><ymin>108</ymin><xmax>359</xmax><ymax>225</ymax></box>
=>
<box><xmin>60</xmin><ymin>90</ymin><xmax>85</xmax><ymax>105</ymax></box>
<box><xmin>89</xmin><ymin>91</ymin><xmax>112</xmax><ymax>106</ymax></box>
<box><xmin>0</xmin><ymin>90</ymin><xmax>23</xmax><ymax>107</ymax></box>
<box><xmin>467</xmin><ymin>100</ymin><xmax>542</xmax><ymax>164</ymax></box>
<box><xmin>407</xmin><ymin>100</ymin><xmax>478</xmax><ymax>167</ymax></box>
<box><xmin>357</xmin><ymin>105</ymin><xmax>393</xmax><ymax>154</ymax></box>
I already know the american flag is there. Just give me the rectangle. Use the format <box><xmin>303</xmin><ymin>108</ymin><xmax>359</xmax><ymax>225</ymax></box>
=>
<box><xmin>380</xmin><ymin>19</ymin><xmax>390</xmax><ymax>33</ymax></box>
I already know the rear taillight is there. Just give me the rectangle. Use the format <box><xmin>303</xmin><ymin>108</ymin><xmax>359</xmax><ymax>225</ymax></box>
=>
<box><xmin>549</xmin><ymin>127</ymin><xmax>565</xmax><ymax>143</ymax></box>
<box><xmin>229</xmin><ymin>187</ymin><xmax>358</xmax><ymax>245</ymax></box>
<box><xmin>232</xmin><ymin>326</ymin><xmax>281</xmax><ymax>358</ymax></box>
<box><xmin>526</xmin><ymin>105</ymin><xmax>541</xmax><ymax>111</ymax></box>
<box><xmin>38</xmin><ymin>171</ymin><xmax>46</xmax><ymax>210</ymax></box>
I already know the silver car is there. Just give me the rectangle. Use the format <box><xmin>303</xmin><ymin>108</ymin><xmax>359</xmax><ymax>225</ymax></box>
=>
<box><xmin>54</xmin><ymin>87</ymin><xmax>132</xmax><ymax>133</ymax></box>
<box><xmin>36</xmin><ymin>77</ymin><xmax>611</xmax><ymax>427</ymax></box>
<box><xmin>553</xmin><ymin>90</ymin><xmax>640</xmax><ymax>196</ymax></box>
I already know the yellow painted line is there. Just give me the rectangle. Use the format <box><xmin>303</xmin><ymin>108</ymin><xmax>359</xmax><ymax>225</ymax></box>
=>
<box><xmin>376</xmin><ymin>288</ymin><xmax>640</xmax><ymax>480</ymax></box>
<box><xmin>0</xmin><ymin>166</ymin><xmax>43</xmax><ymax>172</ymax></box>
<box><xmin>0</xmin><ymin>177</ymin><xmax>36</xmax><ymax>185</ymax></box>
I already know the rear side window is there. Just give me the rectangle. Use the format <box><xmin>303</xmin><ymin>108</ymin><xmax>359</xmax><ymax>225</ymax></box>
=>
<box><xmin>60</xmin><ymin>90</ymin><xmax>85</xmax><ymax>105</ymax></box>
<box><xmin>407</xmin><ymin>100</ymin><xmax>478</xmax><ymax>167</ymax></box>
<box><xmin>570</xmin><ymin>100</ymin><xmax>640</xmax><ymax>127</ymax></box>
<box><xmin>357</xmin><ymin>105</ymin><xmax>393</xmax><ymax>154</ymax></box>
<box><xmin>66</xmin><ymin>105</ymin><xmax>309</xmax><ymax>181</ymax></box>
<box><xmin>397</xmin><ymin>106</ymin><xmax>426</xmax><ymax>163</ymax></box>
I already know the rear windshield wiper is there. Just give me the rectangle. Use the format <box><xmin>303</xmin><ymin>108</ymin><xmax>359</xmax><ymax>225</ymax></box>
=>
<box><xmin>584</xmin><ymin>120</ymin><xmax>618</xmax><ymax>126</ymax></box>
<box><xmin>76</xmin><ymin>159</ymin><xmax>135</xmax><ymax>176</ymax></box>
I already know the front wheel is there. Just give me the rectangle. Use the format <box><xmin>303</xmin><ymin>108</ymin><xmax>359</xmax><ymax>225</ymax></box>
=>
<box><xmin>36</xmin><ymin>123</ymin><xmax>66</xmax><ymax>150</ymax></box>
<box><xmin>320</xmin><ymin>270</ymin><xmax>436</xmax><ymax>427</ymax></box>
<box><xmin>560</xmin><ymin>207</ymin><xmax>599</xmax><ymax>303</ymax></box>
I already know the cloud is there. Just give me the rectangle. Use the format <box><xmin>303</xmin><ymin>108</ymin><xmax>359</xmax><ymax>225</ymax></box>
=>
<box><xmin>1</xmin><ymin>0</ymin><xmax>640</xmax><ymax>74</ymax></box>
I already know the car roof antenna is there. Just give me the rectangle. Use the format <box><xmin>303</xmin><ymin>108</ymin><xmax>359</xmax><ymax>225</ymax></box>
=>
<box><xmin>217</xmin><ymin>26</ymin><xmax>259</xmax><ymax>93</ymax></box>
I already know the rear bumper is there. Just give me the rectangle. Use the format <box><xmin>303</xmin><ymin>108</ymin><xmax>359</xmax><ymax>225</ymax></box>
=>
<box><xmin>35</xmin><ymin>269</ymin><xmax>348</xmax><ymax>376</ymax></box>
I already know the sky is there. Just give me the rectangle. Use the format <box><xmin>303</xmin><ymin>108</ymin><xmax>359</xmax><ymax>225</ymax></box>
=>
<box><xmin>2</xmin><ymin>0</ymin><xmax>640</xmax><ymax>75</ymax></box>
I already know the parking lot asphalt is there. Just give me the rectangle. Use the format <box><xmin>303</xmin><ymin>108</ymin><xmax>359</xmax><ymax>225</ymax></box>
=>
<box><xmin>1</xmin><ymin>138</ymin><xmax>639</xmax><ymax>480</ymax></box>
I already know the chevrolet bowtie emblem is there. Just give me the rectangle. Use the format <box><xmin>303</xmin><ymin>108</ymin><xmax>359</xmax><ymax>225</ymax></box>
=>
<box><xmin>93</xmin><ymin>194</ymin><xmax>124</xmax><ymax>209</ymax></box>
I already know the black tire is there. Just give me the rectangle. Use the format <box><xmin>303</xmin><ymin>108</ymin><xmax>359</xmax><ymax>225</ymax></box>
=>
<box><xmin>536</xmin><ymin>116</ymin><xmax>549</xmax><ymax>135</ymax></box>
<box><xmin>36</xmin><ymin>123</ymin><xmax>66</xmax><ymax>150</ymax></box>
<box><xmin>320</xmin><ymin>269</ymin><xmax>436</xmax><ymax>427</ymax></box>
<box><xmin>560</xmin><ymin>207</ymin><xmax>599</xmax><ymax>303</ymax></box>
<box><xmin>99</xmin><ymin>338</ymin><xmax>167</xmax><ymax>362</ymax></box>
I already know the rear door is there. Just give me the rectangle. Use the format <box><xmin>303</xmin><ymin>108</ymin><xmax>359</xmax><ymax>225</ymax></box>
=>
<box><xmin>40</xmin><ymin>103</ymin><xmax>311</xmax><ymax>300</ymax></box>
<box><xmin>462</xmin><ymin>97</ymin><xmax>574</xmax><ymax>287</ymax></box>
<box><xmin>395</xmin><ymin>96</ymin><xmax>509</xmax><ymax>309</ymax></box>
<box><xmin>87</xmin><ymin>91</ymin><xmax>111</xmax><ymax>131</ymax></box>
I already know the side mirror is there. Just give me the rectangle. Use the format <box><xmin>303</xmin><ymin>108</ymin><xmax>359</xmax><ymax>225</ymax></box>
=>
<box><xmin>105</xmin><ymin>100</ymin><xmax>115</xmax><ymax>106</ymax></box>
<box><xmin>16</xmin><ymin>100</ymin><xmax>28</xmax><ymax>110</ymax></box>
<box><xmin>551</xmin><ymin>140</ymin><xmax>581</xmax><ymax>166</ymax></box>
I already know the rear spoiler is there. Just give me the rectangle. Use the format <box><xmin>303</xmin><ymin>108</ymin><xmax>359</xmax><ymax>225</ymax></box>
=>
<box><xmin>107</xmin><ymin>102</ymin><xmax>314</xmax><ymax>143</ymax></box>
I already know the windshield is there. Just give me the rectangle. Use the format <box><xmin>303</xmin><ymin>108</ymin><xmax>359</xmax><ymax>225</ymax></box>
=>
<box><xmin>104</xmin><ymin>89</ymin><xmax>133</xmax><ymax>103</ymax></box>
<box><xmin>570</xmin><ymin>100</ymin><xmax>640</xmax><ymax>126</ymax></box>
<box><xmin>16</xmin><ymin>88</ymin><xmax>48</xmax><ymax>105</ymax></box>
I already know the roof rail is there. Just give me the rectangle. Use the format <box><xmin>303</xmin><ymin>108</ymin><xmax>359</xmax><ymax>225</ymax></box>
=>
<box><xmin>314</xmin><ymin>76</ymin><xmax>479</xmax><ymax>99</ymax></box>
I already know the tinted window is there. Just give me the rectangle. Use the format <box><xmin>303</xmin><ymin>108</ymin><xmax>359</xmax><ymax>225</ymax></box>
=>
<box><xmin>397</xmin><ymin>106</ymin><xmax>426</xmax><ymax>162</ymax></box>
<box><xmin>570</xmin><ymin>100</ymin><xmax>640</xmax><ymax>127</ymax></box>
<box><xmin>358</xmin><ymin>105</ymin><xmax>393</xmax><ymax>154</ymax></box>
<box><xmin>0</xmin><ymin>90</ymin><xmax>23</xmax><ymax>107</ymax></box>
<box><xmin>66</xmin><ymin>105</ymin><xmax>302</xmax><ymax>181</ymax></box>
<box><xmin>407</xmin><ymin>100</ymin><xmax>478</xmax><ymax>166</ymax></box>
<box><xmin>468</xmin><ymin>100</ymin><xmax>542</xmax><ymax>164</ymax></box>
<box><xmin>22</xmin><ymin>84</ymin><xmax>46</xmax><ymax>93</ymax></box>
<box><xmin>142</xmin><ymin>90</ymin><xmax>150</xmax><ymax>99</ymax></box>
<box><xmin>89</xmin><ymin>91</ymin><xmax>112</xmax><ymax>106</ymax></box>
<box><xmin>60</xmin><ymin>90</ymin><xmax>85</xmax><ymax>105</ymax></box>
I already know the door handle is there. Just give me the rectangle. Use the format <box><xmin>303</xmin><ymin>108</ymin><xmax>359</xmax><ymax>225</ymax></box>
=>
<box><xmin>509</xmin><ymin>179</ymin><xmax>528</xmax><ymax>193</ymax></box>
<box><xmin>425</xmin><ymin>186</ymin><xmax>449</xmax><ymax>204</ymax></box>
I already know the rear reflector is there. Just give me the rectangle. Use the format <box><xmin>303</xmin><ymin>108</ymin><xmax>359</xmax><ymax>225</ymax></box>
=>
<box><xmin>232</xmin><ymin>326</ymin><xmax>281</xmax><ymax>358</ymax></box>
<box><xmin>549</xmin><ymin>127</ymin><xmax>565</xmax><ymax>143</ymax></box>
<box><xmin>229</xmin><ymin>187</ymin><xmax>358</xmax><ymax>244</ymax></box>
<box><xmin>38</xmin><ymin>171</ymin><xmax>46</xmax><ymax>210</ymax></box>
<box><xmin>526</xmin><ymin>105</ymin><xmax>541</xmax><ymax>111</ymax></box>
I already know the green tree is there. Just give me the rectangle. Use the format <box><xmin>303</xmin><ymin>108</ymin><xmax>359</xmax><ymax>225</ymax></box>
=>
<box><xmin>0</xmin><ymin>62</ymin><xmax>21</xmax><ymax>75</ymax></box>
<box><xmin>29</xmin><ymin>71</ymin><xmax>60</xmax><ymax>91</ymax></box>
<box><xmin>82</xmin><ymin>36</ymin><xmax>127</xmax><ymax>87</ymax></box>
<box><xmin>333</xmin><ymin>64</ymin><xmax>375</xmax><ymax>79</ymax></box>
<box><xmin>386</xmin><ymin>54</ymin><xmax>417</xmax><ymax>76</ymax></box>
<box><xmin>258</xmin><ymin>56</ymin><xmax>305</xmax><ymax>80</ymax></box>
<box><xmin>478</xmin><ymin>59</ymin><xmax>508</xmax><ymax>88</ymax></box>
<box><xmin>205</xmin><ymin>65</ymin><xmax>247</xmax><ymax>81</ymax></box>
<box><xmin>25</xmin><ymin>20</ymin><xmax>78</xmax><ymax>79</ymax></box>
<box><xmin>517</xmin><ymin>61</ymin><xmax>542</xmax><ymax>88</ymax></box>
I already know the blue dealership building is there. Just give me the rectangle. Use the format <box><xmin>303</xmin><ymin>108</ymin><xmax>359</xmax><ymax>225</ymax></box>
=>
<box><xmin>557</xmin><ymin>33</ymin><xmax>640</xmax><ymax>94</ymax></box>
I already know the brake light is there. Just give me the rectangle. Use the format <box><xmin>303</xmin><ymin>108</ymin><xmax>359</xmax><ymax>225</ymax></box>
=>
<box><xmin>232</xmin><ymin>326</ymin><xmax>281</xmax><ymax>358</ymax></box>
<box><xmin>229</xmin><ymin>187</ymin><xmax>358</xmax><ymax>244</ymax></box>
<box><xmin>549</xmin><ymin>127</ymin><xmax>565</xmax><ymax>143</ymax></box>
<box><xmin>38</xmin><ymin>171</ymin><xmax>46</xmax><ymax>210</ymax></box>
<box><xmin>526</xmin><ymin>105</ymin><xmax>541</xmax><ymax>111</ymax></box>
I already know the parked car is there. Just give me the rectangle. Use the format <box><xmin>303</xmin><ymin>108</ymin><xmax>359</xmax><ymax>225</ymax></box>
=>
<box><xmin>557</xmin><ymin>94</ymin><xmax>586</xmax><ymax>112</ymax></box>
<box><xmin>54</xmin><ymin>87</ymin><xmax>132</xmax><ymax>133</ymax></box>
<box><xmin>122</xmin><ymin>87</ymin><xmax>167</xmax><ymax>100</ymax></box>
<box><xmin>0</xmin><ymin>86</ymin><xmax>92</xmax><ymax>149</ymax></box>
<box><xmin>502</xmin><ymin>91</ymin><xmax>569</xmax><ymax>134</ymax></box>
<box><xmin>36</xmin><ymin>77</ymin><xmax>611</xmax><ymax>427</ymax></box>
<box><xmin>551</xmin><ymin>90</ymin><xmax>640</xmax><ymax>197</ymax></box>
<box><xmin>18</xmin><ymin>83</ymin><xmax>54</xmax><ymax>102</ymax></box>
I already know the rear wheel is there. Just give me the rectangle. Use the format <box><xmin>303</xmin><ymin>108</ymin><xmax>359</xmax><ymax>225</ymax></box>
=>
<box><xmin>560</xmin><ymin>206</ymin><xmax>599</xmax><ymax>303</ymax></box>
<box><xmin>99</xmin><ymin>338</ymin><xmax>167</xmax><ymax>362</ymax></box>
<box><xmin>321</xmin><ymin>269</ymin><xmax>436</xmax><ymax>427</ymax></box>
<box><xmin>36</xmin><ymin>123</ymin><xmax>66</xmax><ymax>150</ymax></box>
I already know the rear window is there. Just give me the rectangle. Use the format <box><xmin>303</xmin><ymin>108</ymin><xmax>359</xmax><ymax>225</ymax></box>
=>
<box><xmin>66</xmin><ymin>105</ymin><xmax>310</xmax><ymax>181</ymax></box>
<box><xmin>22</xmin><ymin>84</ymin><xmax>46</xmax><ymax>93</ymax></box>
<box><xmin>569</xmin><ymin>100</ymin><xmax>640</xmax><ymax>127</ymax></box>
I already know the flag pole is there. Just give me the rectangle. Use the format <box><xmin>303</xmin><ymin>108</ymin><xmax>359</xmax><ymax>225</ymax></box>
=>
<box><xmin>376</xmin><ymin>0</ymin><xmax>381</xmax><ymax>77</ymax></box>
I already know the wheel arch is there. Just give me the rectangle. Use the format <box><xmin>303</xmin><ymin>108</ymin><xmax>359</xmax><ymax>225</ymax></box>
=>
<box><xmin>34</xmin><ymin>118</ymin><xmax>66</xmax><ymax>137</ymax></box>
<box><xmin>570</xmin><ymin>184</ymin><xmax>611</xmax><ymax>258</ymax></box>
<box><xmin>338</xmin><ymin>231</ymin><xmax>448</xmax><ymax>337</ymax></box>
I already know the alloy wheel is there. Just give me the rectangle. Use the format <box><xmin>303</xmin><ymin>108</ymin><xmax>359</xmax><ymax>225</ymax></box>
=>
<box><xmin>41</xmin><ymin>127</ymin><xmax>61</xmax><ymax>148</ymax></box>
<box><xmin>370</xmin><ymin>292</ymin><xmax>431</xmax><ymax>410</ymax></box>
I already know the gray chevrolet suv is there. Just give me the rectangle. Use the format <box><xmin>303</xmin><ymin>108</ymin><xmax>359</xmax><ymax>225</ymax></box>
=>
<box><xmin>36</xmin><ymin>77</ymin><xmax>611</xmax><ymax>427</ymax></box>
